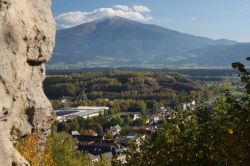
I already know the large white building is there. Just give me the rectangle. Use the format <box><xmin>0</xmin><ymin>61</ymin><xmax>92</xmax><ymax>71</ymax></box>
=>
<box><xmin>55</xmin><ymin>106</ymin><xmax>109</xmax><ymax>122</ymax></box>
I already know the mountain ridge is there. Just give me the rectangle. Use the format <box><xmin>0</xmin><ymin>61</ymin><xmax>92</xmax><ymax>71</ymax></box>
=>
<box><xmin>50</xmin><ymin>16</ymin><xmax>250</xmax><ymax>68</ymax></box>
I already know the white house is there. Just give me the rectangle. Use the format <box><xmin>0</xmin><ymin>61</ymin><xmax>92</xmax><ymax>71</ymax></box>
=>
<box><xmin>108</xmin><ymin>125</ymin><xmax>122</xmax><ymax>136</ymax></box>
<box><xmin>130</xmin><ymin>113</ymin><xmax>140</xmax><ymax>121</ymax></box>
<box><xmin>182</xmin><ymin>100</ymin><xmax>196</xmax><ymax>111</ymax></box>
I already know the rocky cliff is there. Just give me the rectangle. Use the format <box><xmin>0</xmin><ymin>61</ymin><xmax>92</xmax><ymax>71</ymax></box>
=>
<box><xmin>0</xmin><ymin>0</ymin><xmax>55</xmax><ymax>165</ymax></box>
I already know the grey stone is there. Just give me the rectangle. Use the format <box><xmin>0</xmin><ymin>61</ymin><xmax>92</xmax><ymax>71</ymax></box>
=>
<box><xmin>0</xmin><ymin>0</ymin><xmax>55</xmax><ymax>165</ymax></box>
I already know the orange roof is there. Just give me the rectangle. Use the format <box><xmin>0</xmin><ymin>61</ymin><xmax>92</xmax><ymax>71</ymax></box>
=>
<box><xmin>87</xmin><ymin>129</ymin><xmax>98</xmax><ymax>136</ymax></box>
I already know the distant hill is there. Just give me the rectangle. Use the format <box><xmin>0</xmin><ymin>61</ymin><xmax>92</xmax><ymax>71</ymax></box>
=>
<box><xmin>184</xmin><ymin>43</ymin><xmax>250</xmax><ymax>66</ymax></box>
<box><xmin>50</xmin><ymin>16</ymin><xmax>250</xmax><ymax>68</ymax></box>
<box><xmin>44</xmin><ymin>71</ymin><xmax>199</xmax><ymax>100</ymax></box>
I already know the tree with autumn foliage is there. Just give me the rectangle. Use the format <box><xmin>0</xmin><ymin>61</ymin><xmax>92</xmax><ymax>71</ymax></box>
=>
<box><xmin>15</xmin><ymin>134</ymin><xmax>43</xmax><ymax>166</ymax></box>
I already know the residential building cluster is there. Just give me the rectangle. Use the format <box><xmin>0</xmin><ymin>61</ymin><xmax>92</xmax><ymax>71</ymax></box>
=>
<box><xmin>55</xmin><ymin>102</ymin><xmax>194</xmax><ymax>163</ymax></box>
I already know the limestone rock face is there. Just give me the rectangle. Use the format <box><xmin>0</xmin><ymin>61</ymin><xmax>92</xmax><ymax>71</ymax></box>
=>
<box><xmin>0</xmin><ymin>0</ymin><xmax>55</xmax><ymax>165</ymax></box>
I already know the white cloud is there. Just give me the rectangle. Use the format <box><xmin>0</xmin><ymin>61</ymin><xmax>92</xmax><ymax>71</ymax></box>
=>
<box><xmin>113</xmin><ymin>5</ymin><xmax>131</xmax><ymax>12</ymax></box>
<box><xmin>132</xmin><ymin>5</ymin><xmax>151</xmax><ymax>13</ymax></box>
<box><xmin>55</xmin><ymin>5</ymin><xmax>152</xmax><ymax>29</ymax></box>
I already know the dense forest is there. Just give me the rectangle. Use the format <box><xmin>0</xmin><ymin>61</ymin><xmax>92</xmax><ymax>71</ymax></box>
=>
<box><xmin>46</xmin><ymin>68</ymin><xmax>238</xmax><ymax>77</ymax></box>
<box><xmin>43</xmin><ymin>71</ymin><xmax>222</xmax><ymax>113</ymax></box>
<box><xmin>44</xmin><ymin>71</ymin><xmax>199</xmax><ymax>99</ymax></box>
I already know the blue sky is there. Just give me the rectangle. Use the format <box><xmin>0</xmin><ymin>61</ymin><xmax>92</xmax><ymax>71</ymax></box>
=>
<box><xmin>52</xmin><ymin>0</ymin><xmax>250</xmax><ymax>42</ymax></box>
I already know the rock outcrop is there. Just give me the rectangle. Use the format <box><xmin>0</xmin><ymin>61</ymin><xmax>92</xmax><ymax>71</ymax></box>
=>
<box><xmin>0</xmin><ymin>0</ymin><xmax>55</xmax><ymax>165</ymax></box>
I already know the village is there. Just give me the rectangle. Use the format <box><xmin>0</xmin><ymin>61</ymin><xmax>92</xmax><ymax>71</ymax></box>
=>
<box><xmin>54</xmin><ymin>100</ymin><xmax>196</xmax><ymax>164</ymax></box>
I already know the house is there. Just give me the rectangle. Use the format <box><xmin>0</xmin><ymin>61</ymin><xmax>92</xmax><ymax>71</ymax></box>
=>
<box><xmin>154</xmin><ymin>120</ymin><xmax>165</xmax><ymax>130</ymax></box>
<box><xmin>182</xmin><ymin>100</ymin><xmax>196</xmax><ymax>111</ymax></box>
<box><xmin>159</xmin><ymin>107</ymin><xmax>168</xmax><ymax>112</ymax></box>
<box><xmin>150</xmin><ymin>115</ymin><xmax>160</xmax><ymax>124</ymax></box>
<box><xmin>71</xmin><ymin>130</ymin><xmax>80</xmax><ymax>136</ymax></box>
<box><xmin>74</xmin><ymin>135</ymin><xmax>104</xmax><ymax>145</ymax></box>
<box><xmin>165</xmin><ymin>110</ymin><xmax>177</xmax><ymax>120</ymax></box>
<box><xmin>81</xmin><ymin>144</ymin><xmax>122</xmax><ymax>162</ymax></box>
<box><xmin>88</xmin><ymin>153</ymin><xmax>100</xmax><ymax>163</ymax></box>
<box><xmin>78</xmin><ymin>143</ymin><xmax>119</xmax><ymax>161</ymax></box>
<box><xmin>87</xmin><ymin>129</ymin><xmax>98</xmax><ymax>136</ymax></box>
<box><xmin>107</xmin><ymin>125</ymin><xmax>122</xmax><ymax>136</ymax></box>
<box><xmin>78</xmin><ymin>144</ymin><xmax>115</xmax><ymax>155</ymax></box>
<box><xmin>130</xmin><ymin>126</ymin><xmax>154</xmax><ymax>135</ymax></box>
<box><xmin>116</xmin><ymin>154</ymin><xmax>127</xmax><ymax>164</ymax></box>
<box><xmin>116</xmin><ymin>134</ymin><xmax>145</xmax><ymax>147</ymax></box>
<box><xmin>130</xmin><ymin>113</ymin><xmax>140</xmax><ymax>121</ymax></box>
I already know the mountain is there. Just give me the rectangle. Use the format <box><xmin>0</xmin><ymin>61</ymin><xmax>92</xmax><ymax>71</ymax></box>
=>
<box><xmin>184</xmin><ymin>43</ymin><xmax>250</xmax><ymax>66</ymax></box>
<box><xmin>50</xmin><ymin>16</ymin><xmax>250</xmax><ymax>68</ymax></box>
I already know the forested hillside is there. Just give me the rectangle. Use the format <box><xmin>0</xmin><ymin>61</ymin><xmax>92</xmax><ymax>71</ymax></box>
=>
<box><xmin>44</xmin><ymin>71</ymin><xmax>199</xmax><ymax>100</ymax></box>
